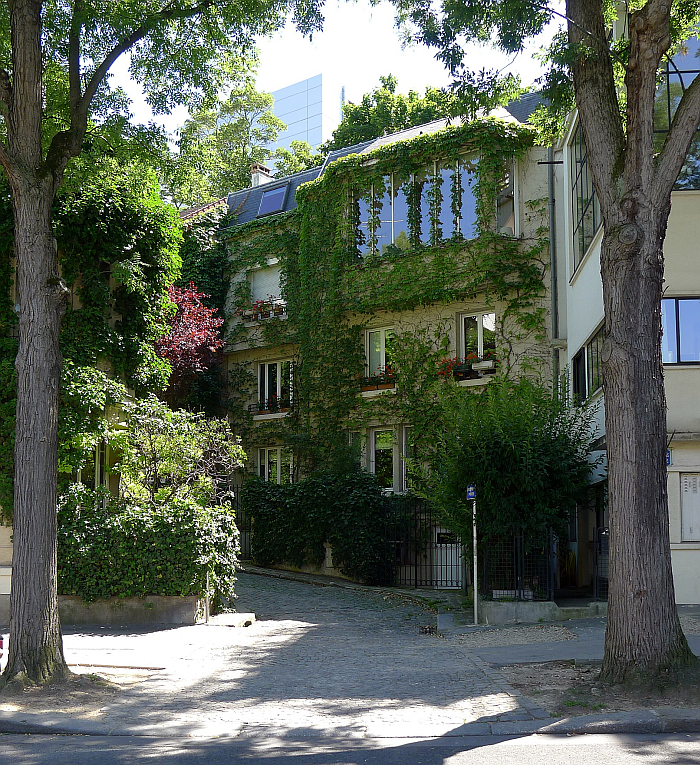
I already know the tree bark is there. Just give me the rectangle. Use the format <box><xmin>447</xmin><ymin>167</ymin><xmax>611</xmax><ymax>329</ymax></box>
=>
<box><xmin>565</xmin><ymin>0</ymin><xmax>697</xmax><ymax>681</ymax></box>
<box><xmin>5</xmin><ymin>186</ymin><xmax>70</xmax><ymax>685</ymax></box>
<box><xmin>598</xmin><ymin>214</ymin><xmax>694</xmax><ymax>682</ymax></box>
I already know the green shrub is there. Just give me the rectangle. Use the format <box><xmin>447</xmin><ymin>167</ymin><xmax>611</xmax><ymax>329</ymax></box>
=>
<box><xmin>57</xmin><ymin>484</ymin><xmax>239</xmax><ymax>602</ymax></box>
<box><xmin>242</xmin><ymin>470</ymin><xmax>394</xmax><ymax>585</ymax></box>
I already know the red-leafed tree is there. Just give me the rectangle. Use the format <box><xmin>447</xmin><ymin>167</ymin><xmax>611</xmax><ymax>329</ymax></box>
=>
<box><xmin>156</xmin><ymin>283</ymin><xmax>224</xmax><ymax>407</ymax></box>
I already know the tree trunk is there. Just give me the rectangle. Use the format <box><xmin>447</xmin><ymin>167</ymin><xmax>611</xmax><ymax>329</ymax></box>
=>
<box><xmin>599</xmin><ymin>206</ymin><xmax>695</xmax><ymax>682</ymax></box>
<box><xmin>4</xmin><ymin>184</ymin><xmax>70</xmax><ymax>686</ymax></box>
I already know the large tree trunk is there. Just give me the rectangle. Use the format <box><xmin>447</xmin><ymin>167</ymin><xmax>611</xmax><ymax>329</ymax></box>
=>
<box><xmin>599</xmin><ymin>206</ymin><xmax>695</xmax><ymax>682</ymax></box>
<box><xmin>4</xmin><ymin>185</ymin><xmax>70</xmax><ymax>685</ymax></box>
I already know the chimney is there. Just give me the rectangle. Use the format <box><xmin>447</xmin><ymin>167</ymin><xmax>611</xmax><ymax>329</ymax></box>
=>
<box><xmin>251</xmin><ymin>162</ymin><xmax>272</xmax><ymax>187</ymax></box>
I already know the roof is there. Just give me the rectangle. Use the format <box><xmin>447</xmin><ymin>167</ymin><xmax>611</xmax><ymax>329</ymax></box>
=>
<box><xmin>224</xmin><ymin>102</ymin><xmax>538</xmax><ymax>231</ymax></box>
<box><xmin>179</xmin><ymin>197</ymin><xmax>227</xmax><ymax>221</ymax></box>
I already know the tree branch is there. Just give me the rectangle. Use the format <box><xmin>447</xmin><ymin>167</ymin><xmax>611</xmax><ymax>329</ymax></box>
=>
<box><xmin>654</xmin><ymin>70</ymin><xmax>700</xmax><ymax>206</ymax></box>
<box><xmin>42</xmin><ymin>0</ymin><xmax>216</xmax><ymax>187</ymax></box>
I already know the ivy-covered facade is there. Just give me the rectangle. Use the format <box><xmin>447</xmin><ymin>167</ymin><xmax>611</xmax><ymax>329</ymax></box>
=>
<box><xmin>222</xmin><ymin>114</ymin><xmax>553</xmax><ymax>503</ymax></box>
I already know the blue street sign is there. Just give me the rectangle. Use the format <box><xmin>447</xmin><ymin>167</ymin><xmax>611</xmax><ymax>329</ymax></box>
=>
<box><xmin>466</xmin><ymin>485</ymin><xmax>476</xmax><ymax>500</ymax></box>
<box><xmin>667</xmin><ymin>449</ymin><xmax>672</xmax><ymax>467</ymax></box>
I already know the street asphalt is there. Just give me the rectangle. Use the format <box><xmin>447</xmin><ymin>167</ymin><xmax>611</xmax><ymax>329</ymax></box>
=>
<box><xmin>0</xmin><ymin>569</ymin><xmax>698</xmax><ymax>739</ymax></box>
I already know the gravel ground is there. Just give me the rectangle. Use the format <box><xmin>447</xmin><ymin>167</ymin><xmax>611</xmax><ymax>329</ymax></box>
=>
<box><xmin>453</xmin><ymin>624</ymin><xmax>578</xmax><ymax>648</ymax></box>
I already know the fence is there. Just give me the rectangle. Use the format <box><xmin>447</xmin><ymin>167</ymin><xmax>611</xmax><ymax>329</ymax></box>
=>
<box><xmin>235</xmin><ymin>490</ymin><xmax>554</xmax><ymax>598</ymax></box>
<box><xmin>384</xmin><ymin>496</ymin><xmax>464</xmax><ymax>589</ymax></box>
<box><xmin>479</xmin><ymin>531</ymin><xmax>555</xmax><ymax>601</ymax></box>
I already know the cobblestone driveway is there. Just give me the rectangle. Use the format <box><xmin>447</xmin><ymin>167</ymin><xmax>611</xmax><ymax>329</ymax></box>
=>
<box><xmin>57</xmin><ymin>572</ymin><xmax>550</xmax><ymax>738</ymax></box>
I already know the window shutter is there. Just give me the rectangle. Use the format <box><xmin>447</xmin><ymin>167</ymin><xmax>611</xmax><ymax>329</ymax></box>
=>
<box><xmin>249</xmin><ymin>266</ymin><xmax>281</xmax><ymax>302</ymax></box>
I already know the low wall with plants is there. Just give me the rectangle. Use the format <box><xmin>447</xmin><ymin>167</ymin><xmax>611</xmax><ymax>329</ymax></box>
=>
<box><xmin>241</xmin><ymin>471</ymin><xmax>396</xmax><ymax>585</ymax></box>
<box><xmin>57</xmin><ymin>485</ymin><xmax>239</xmax><ymax>603</ymax></box>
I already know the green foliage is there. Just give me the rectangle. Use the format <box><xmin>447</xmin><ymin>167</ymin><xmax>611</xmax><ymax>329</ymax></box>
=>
<box><xmin>273</xmin><ymin>140</ymin><xmax>324</xmax><ymax>176</ymax></box>
<box><xmin>165</xmin><ymin>69</ymin><xmax>286</xmax><ymax>208</ymax></box>
<box><xmin>0</xmin><ymin>168</ymin><xmax>183</xmax><ymax>519</ymax></box>
<box><xmin>113</xmin><ymin>395</ymin><xmax>245</xmax><ymax>507</ymax></box>
<box><xmin>225</xmin><ymin>120</ymin><xmax>548</xmax><ymax>474</ymax></box>
<box><xmin>241</xmin><ymin>471</ymin><xmax>394</xmax><ymax>584</ymax></box>
<box><xmin>322</xmin><ymin>75</ymin><xmax>461</xmax><ymax>152</ymax></box>
<box><xmin>57</xmin><ymin>485</ymin><xmax>239</xmax><ymax>602</ymax></box>
<box><xmin>422</xmin><ymin>377</ymin><xmax>599</xmax><ymax>544</ymax></box>
<box><xmin>56</xmin><ymin>166</ymin><xmax>182</xmax><ymax>393</ymax></box>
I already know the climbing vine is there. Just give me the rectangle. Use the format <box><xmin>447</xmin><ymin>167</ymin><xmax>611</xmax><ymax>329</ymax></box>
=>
<box><xmin>0</xmin><ymin>168</ymin><xmax>183</xmax><ymax>519</ymax></box>
<box><xmin>223</xmin><ymin>119</ymin><xmax>550</xmax><ymax>474</ymax></box>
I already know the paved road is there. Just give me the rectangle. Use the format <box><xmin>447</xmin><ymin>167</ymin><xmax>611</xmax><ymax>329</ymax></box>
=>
<box><xmin>50</xmin><ymin>572</ymin><xmax>548</xmax><ymax>738</ymax></box>
<box><xmin>2</xmin><ymin>733</ymin><xmax>700</xmax><ymax>764</ymax></box>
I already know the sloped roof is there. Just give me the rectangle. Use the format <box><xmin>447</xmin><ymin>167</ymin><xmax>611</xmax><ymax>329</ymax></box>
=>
<box><xmin>224</xmin><ymin>100</ymin><xmax>537</xmax><ymax>231</ymax></box>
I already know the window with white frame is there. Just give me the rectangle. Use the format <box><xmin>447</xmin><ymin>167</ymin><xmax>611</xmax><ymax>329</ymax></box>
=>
<box><xmin>356</xmin><ymin>159</ymin><xmax>478</xmax><ymax>257</ymax></box>
<box><xmin>366</xmin><ymin>327</ymin><xmax>394</xmax><ymax>376</ymax></box>
<box><xmin>572</xmin><ymin>324</ymin><xmax>604</xmax><ymax>402</ymax></box>
<box><xmin>681</xmin><ymin>473</ymin><xmax>700</xmax><ymax>542</ymax></box>
<box><xmin>461</xmin><ymin>312</ymin><xmax>496</xmax><ymax>359</ymax></box>
<box><xmin>661</xmin><ymin>298</ymin><xmax>700</xmax><ymax>364</ymax></box>
<box><xmin>77</xmin><ymin>441</ymin><xmax>108</xmax><ymax>489</ymax></box>
<box><xmin>401</xmin><ymin>426</ymin><xmax>414</xmax><ymax>493</ymax></box>
<box><xmin>258</xmin><ymin>360</ymin><xmax>293</xmax><ymax>412</ymax></box>
<box><xmin>371</xmin><ymin>429</ymin><xmax>395</xmax><ymax>491</ymax></box>
<box><xmin>258</xmin><ymin>447</ymin><xmax>293</xmax><ymax>484</ymax></box>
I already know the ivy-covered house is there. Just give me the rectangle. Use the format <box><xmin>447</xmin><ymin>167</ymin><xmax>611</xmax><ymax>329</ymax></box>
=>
<box><xmin>222</xmin><ymin>110</ymin><xmax>557</xmax><ymax>588</ymax></box>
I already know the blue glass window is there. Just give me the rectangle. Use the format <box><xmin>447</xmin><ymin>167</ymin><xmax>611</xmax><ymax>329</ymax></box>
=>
<box><xmin>662</xmin><ymin>298</ymin><xmax>700</xmax><ymax>363</ymax></box>
<box><xmin>258</xmin><ymin>184</ymin><xmax>288</xmax><ymax>217</ymax></box>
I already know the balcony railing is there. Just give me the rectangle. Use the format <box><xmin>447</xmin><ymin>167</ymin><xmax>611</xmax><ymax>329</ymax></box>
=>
<box><xmin>239</xmin><ymin>299</ymin><xmax>287</xmax><ymax>322</ymax></box>
<box><xmin>249</xmin><ymin>395</ymin><xmax>294</xmax><ymax>415</ymax></box>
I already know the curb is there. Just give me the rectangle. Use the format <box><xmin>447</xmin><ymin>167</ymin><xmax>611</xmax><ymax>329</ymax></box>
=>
<box><xmin>1</xmin><ymin>708</ymin><xmax>699</xmax><ymax>738</ymax></box>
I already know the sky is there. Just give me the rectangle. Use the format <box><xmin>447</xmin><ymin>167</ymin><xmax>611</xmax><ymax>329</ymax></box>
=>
<box><xmin>109</xmin><ymin>0</ymin><xmax>560</xmax><ymax>140</ymax></box>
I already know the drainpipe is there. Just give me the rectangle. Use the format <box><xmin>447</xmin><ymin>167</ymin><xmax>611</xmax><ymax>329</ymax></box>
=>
<box><xmin>548</xmin><ymin>146</ymin><xmax>560</xmax><ymax>382</ymax></box>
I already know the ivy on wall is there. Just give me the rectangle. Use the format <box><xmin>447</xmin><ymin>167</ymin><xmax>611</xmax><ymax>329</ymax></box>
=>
<box><xmin>223</xmin><ymin>119</ymin><xmax>550</xmax><ymax>474</ymax></box>
<box><xmin>0</xmin><ymin>169</ymin><xmax>183</xmax><ymax>520</ymax></box>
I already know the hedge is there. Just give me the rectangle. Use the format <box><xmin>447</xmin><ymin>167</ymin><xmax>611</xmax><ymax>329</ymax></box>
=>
<box><xmin>241</xmin><ymin>470</ymin><xmax>396</xmax><ymax>585</ymax></box>
<box><xmin>57</xmin><ymin>484</ymin><xmax>239</xmax><ymax>602</ymax></box>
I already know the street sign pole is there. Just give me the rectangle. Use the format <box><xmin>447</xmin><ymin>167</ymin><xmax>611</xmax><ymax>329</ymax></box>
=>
<box><xmin>467</xmin><ymin>485</ymin><xmax>477</xmax><ymax>626</ymax></box>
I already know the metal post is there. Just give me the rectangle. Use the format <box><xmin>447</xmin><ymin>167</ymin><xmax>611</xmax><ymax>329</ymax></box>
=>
<box><xmin>472</xmin><ymin>498</ymin><xmax>478</xmax><ymax>626</ymax></box>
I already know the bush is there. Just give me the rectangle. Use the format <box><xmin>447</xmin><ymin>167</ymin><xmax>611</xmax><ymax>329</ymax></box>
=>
<box><xmin>241</xmin><ymin>470</ymin><xmax>394</xmax><ymax>584</ymax></box>
<box><xmin>57</xmin><ymin>484</ymin><xmax>239</xmax><ymax>602</ymax></box>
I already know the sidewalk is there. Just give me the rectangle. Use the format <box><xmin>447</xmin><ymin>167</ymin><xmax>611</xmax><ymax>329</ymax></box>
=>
<box><xmin>0</xmin><ymin>568</ymin><xmax>698</xmax><ymax>739</ymax></box>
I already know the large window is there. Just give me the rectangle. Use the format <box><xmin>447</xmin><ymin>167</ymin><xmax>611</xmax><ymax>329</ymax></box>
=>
<box><xmin>661</xmin><ymin>298</ymin><xmax>700</xmax><ymax>363</ymax></box>
<box><xmin>654</xmin><ymin>38</ymin><xmax>700</xmax><ymax>189</ymax></box>
<box><xmin>462</xmin><ymin>312</ymin><xmax>496</xmax><ymax>358</ymax></box>
<box><xmin>681</xmin><ymin>473</ymin><xmax>700</xmax><ymax>542</ymax></box>
<box><xmin>356</xmin><ymin>159</ymin><xmax>478</xmax><ymax>257</ymax></box>
<box><xmin>367</xmin><ymin>327</ymin><xmax>394</xmax><ymax>376</ymax></box>
<box><xmin>571</xmin><ymin>121</ymin><xmax>601</xmax><ymax>272</ymax></box>
<box><xmin>258</xmin><ymin>360</ymin><xmax>293</xmax><ymax>412</ymax></box>
<box><xmin>258</xmin><ymin>447</ymin><xmax>293</xmax><ymax>484</ymax></box>
<box><xmin>572</xmin><ymin>324</ymin><xmax>604</xmax><ymax>402</ymax></box>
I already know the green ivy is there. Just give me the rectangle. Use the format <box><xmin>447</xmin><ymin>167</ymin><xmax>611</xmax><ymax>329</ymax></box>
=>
<box><xmin>57</xmin><ymin>485</ymin><xmax>238</xmax><ymax>602</ymax></box>
<box><xmin>223</xmin><ymin>119</ymin><xmax>549</xmax><ymax>474</ymax></box>
<box><xmin>241</xmin><ymin>471</ymin><xmax>396</xmax><ymax>584</ymax></box>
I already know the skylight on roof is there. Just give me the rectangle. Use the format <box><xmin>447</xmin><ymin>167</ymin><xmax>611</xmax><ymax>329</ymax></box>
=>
<box><xmin>258</xmin><ymin>184</ymin><xmax>288</xmax><ymax>217</ymax></box>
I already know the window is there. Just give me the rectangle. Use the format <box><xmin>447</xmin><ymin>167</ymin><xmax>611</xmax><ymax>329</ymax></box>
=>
<box><xmin>78</xmin><ymin>441</ymin><xmax>107</xmax><ymax>489</ymax></box>
<box><xmin>681</xmin><ymin>474</ymin><xmax>700</xmax><ymax>542</ymax></box>
<box><xmin>356</xmin><ymin>159</ymin><xmax>478</xmax><ymax>257</ymax></box>
<box><xmin>461</xmin><ymin>312</ymin><xmax>496</xmax><ymax>358</ymax></box>
<box><xmin>258</xmin><ymin>184</ymin><xmax>289</xmax><ymax>217</ymax></box>
<box><xmin>371</xmin><ymin>429</ymin><xmax>394</xmax><ymax>490</ymax></box>
<box><xmin>367</xmin><ymin>327</ymin><xmax>394</xmax><ymax>376</ymax></box>
<box><xmin>257</xmin><ymin>360</ymin><xmax>293</xmax><ymax>412</ymax></box>
<box><xmin>654</xmin><ymin>38</ymin><xmax>700</xmax><ymax>190</ymax></box>
<box><xmin>572</xmin><ymin>324</ymin><xmax>604</xmax><ymax>402</ymax></box>
<box><xmin>571</xmin><ymin>121</ymin><xmax>601</xmax><ymax>272</ymax></box>
<box><xmin>258</xmin><ymin>447</ymin><xmax>293</xmax><ymax>484</ymax></box>
<box><xmin>661</xmin><ymin>298</ymin><xmax>700</xmax><ymax>364</ymax></box>
<box><xmin>401</xmin><ymin>426</ymin><xmax>414</xmax><ymax>493</ymax></box>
